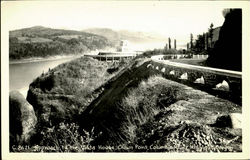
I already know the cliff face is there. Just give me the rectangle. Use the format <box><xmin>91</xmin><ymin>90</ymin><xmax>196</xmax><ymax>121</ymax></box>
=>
<box><xmin>206</xmin><ymin>9</ymin><xmax>242</xmax><ymax>71</ymax></box>
<box><xmin>9</xmin><ymin>91</ymin><xmax>37</xmax><ymax>147</ymax></box>
<box><xmin>25</xmin><ymin>57</ymin><xmax>111</xmax><ymax>143</ymax></box>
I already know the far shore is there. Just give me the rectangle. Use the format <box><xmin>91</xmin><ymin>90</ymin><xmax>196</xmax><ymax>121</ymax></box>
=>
<box><xmin>9</xmin><ymin>54</ymin><xmax>85</xmax><ymax>65</ymax></box>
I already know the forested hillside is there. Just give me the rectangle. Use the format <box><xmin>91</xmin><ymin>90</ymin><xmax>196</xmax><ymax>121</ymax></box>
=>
<box><xmin>9</xmin><ymin>26</ymin><xmax>112</xmax><ymax>60</ymax></box>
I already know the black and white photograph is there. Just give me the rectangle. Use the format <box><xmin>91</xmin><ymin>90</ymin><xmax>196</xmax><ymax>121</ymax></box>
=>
<box><xmin>1</xmin><ymin>0</ymin><xmax>250</xmax><ymax>159</ymax></box>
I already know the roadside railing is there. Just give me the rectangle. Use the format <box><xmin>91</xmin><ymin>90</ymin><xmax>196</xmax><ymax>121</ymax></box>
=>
<box><xmin>147</xmin><ymin>60</ymin><xmax>242</xmax><ymax>105</ymax></box>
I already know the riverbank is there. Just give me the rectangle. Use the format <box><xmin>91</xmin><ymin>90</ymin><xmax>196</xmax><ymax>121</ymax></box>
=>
<box><xmin>9</xmin><ymin>54</ymin><xmax>84</xmax><ymax>65</ymax></box>
<box><xmin>10</xmin><ymin>54</ymin><xmax>88</xmax><ymax>98</ymax></box>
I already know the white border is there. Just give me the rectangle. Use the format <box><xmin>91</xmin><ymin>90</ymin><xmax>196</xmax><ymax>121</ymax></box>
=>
<box><xmin>1</xmin><ymin>1</ymin><xmax>250</xmax><ymax>160</ymax></box>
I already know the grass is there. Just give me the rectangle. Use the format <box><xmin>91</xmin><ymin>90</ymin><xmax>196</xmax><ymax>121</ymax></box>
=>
<box><xmin>119</xmin><ymin>76</ymin><xmax>186</xmax><ymax>143</ymax></box>
<box><xmin>11</xmin><ymin>122</ymin><xmax>97</xmax><ymax>152</ymax></box>
<box><xmin>132</xmin><ymin>76</ymin><xmax>241</xmax><ymax>152</ymax></box>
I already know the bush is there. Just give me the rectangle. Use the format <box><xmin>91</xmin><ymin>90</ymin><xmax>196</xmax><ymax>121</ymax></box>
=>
<box><xmin>12</xmin><ymin>123</ymin><xmax>100</xmax><ymax>152</ymax></box>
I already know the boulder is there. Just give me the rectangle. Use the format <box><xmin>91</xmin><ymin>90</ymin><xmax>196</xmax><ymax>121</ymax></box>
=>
<box><xmin>169</xmin><ymin>70</ymin><xmax>175</xmax><ymax>75</ymax></box>
<box><xmin>194</xmin><ymin>76</ymin><xmax>205</xmax><ymax>84</ymax></box>
<box><xmin>179</xmin><ymin>73</ymin><xmax>188</xmax><ymax>80</ymax></box>
<box><xmin>9</xmin><ymin>90</ymin><xmax>37</xmax><ymax>145</ymax></box>
<box><xmin>214</xmin><ymin>113</ymin><xmax>241</xmax><ymax>129</ymax></box>
<box><xmin>215</xmin><ymin>80</ymin><xmax>229</xmax><ymax>91</ymax></box>
<box><xmin>161</xmin><ymin>68</ymin><xmax>165</xmax><ymax>73</ymax></box>
<box><xmin>229</xmin><ymin>113</ymin><xmax>242</xmax><ymax>129</ymax></box>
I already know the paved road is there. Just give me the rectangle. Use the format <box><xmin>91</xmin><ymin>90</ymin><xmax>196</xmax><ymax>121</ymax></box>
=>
<box><xmin>153</xmin><ymin>60</ymin><xmax>242</xmax><ymax>79</ymax></box>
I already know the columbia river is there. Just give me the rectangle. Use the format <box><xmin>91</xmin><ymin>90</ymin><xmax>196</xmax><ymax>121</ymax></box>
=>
<box><xmin>9</xmin><ymin>56</ymin><xmax>78</xmax><ymax>98</ymax></box>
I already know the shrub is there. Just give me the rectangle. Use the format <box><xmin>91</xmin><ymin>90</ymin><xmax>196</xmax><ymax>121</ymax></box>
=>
<box><xmin>12</xmin><ymin>122</ymin><xmax>99</xmax><ymax>152</ymax></box>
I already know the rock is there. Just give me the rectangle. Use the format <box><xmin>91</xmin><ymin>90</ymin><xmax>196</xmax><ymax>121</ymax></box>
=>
<box><xmin>229</xmin><ymin>113</ymin><xmax>242</xmax><ymax>129</ymax></box>
<box><xmin>179</xmin><ymin>73</ymin><xmax>188</xmax><ymax>80</ymax></box>
<box><xmin>214</xmin><ymin>115</ymin><xmax>232</xmax><ymax>128</ymax></box>
<box><xmin>146</xmin><ymin>64</ymin><xmax>152</xmax><ymax>68</ymax></box>
<box><xmin>9</xmin><ymin>90</ymin><xmax>37</xmax><ymax>145</ymax></box>
<box><xmin>155</xmin><ymin>66</ymin><xmax>159</xmax><ymax>70</ymax></box>
<box><xmin>214</xmin><ymin>113</ymin><xmax>241</xmax><ymax>129</ymax></box>
<box><xmin>206</xmin><ymin>9</ymin><xmax>242</xmax><ymax>71</ymax></box>
<box><xmin>194</xmin><ymin>76</ymin><xmax>205</xmax><ymax>84</ymax></box>
<box><xmin>161</xmin><ymin>68</ymin><xmax>165</xmax><ymax>73</ymax></box>
<box><xmin>169</xmin><ymin>70</ymin><xmax>175</xmax><ymax>75</ymax></box>
<box><xmin>215</xmin><ymin>80</ymin><xmax>229</xmax><ymax>91</ymax></box>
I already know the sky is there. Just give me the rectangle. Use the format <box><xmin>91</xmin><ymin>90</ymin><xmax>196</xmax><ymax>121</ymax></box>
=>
<box><xmin>1</xmin><ymin>1</ymin><xmax>242</xmax><ymax>48</ymax></box>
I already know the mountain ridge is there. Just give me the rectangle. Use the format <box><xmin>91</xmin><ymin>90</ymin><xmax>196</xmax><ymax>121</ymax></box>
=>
<box><xmin>9</xmin><ymin>26</ymin><xmax>112</xmax><ymax>60</ymax></box>
<box><xmin>83</xmin><ymin>27</ymin><xmax>168</xmax><ymax>45</ymax></box>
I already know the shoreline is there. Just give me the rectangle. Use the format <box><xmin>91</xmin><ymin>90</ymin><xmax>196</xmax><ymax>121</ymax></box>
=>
<box><xmin>9</xmin><ymin>54</ymin><xmax>84</xmax><ymax>65</ymax></box>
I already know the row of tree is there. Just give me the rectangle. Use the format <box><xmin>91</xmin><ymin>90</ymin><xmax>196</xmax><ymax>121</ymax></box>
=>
<box><xmin>161</xmin><ymin>23</ymin><xmax>215</xmax><ymax>55</ymax></box>
<box><xmin>187</xmin><ymin>23</ymin><xmax>215</xmax><ymax>53</ymax></box>
<box><xmin>163</xmin><ymin>38</ymin><xmax>177</xmax><ymax>51</ymax></box>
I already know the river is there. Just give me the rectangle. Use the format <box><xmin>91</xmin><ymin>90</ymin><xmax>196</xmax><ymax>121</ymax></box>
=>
<box><xmin>9</xmin><ymin>56</ymin><xmax>79</xmax><ymax>98</ymax></box>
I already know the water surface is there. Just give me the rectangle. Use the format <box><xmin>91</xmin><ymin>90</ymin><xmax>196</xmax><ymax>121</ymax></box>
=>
<box><xmin>9</xmin><ymin>57</ymin><xmax>77</xmax><ymax>97</ymax></box>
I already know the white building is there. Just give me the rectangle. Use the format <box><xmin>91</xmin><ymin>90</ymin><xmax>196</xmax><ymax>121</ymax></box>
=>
<box><xmin>117</xmin><ymin>40</ymin><xmax>130</xmax><ymax>52</ymax></box>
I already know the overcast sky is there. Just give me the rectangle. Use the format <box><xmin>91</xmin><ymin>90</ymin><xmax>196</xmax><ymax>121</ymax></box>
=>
<box><xmin>1</xmin><ymin>1</ymin><xmax>245</xmax><ymax>48</ymax></box>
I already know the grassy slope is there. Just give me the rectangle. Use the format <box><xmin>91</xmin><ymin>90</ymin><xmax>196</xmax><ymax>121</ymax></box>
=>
<box><xmin>134</xmin><ymin>76</ymin><xmax>241</xmax><ymax>152</ymax></box>
<box><xmin>79</xmin><ymin>59</ymin><xmax>156</xmax><ymax>142</ymax></box>
<box><xmin>79</xmin><ymin>59</ymin><xmax>241</xmax><ymax>152</ymax></box>
<box><xmin>26</xmin><ymin>57</ymin><xmax>130</xmax><ymax>139</ymax></box>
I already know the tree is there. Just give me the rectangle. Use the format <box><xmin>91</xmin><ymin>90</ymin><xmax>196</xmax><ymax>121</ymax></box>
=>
<box><xmin>190</xmin><ymin>33</ymin><xmax>193</xmax><ymax>49</ymax></box>
<box><xmin>208</xmin><ymin>23</ymin><xmax>214</xmax><ymax>48</ymax></box>
<box><xmin>168</xmin><ymin>38</ymin><xmax>171</xmax><ymax>49</ymax></box>
<box><xmin>174</xmin><ymin>39</ymin><xmax>176</xmax><ymax>49</ymax></box>
<box><xmin>194</xmin><ymin>34</ymin><xmax>205</xmax><ymax>52</ymax></box>
<box><xmin>164</xmin><ymin>43</ymin><xmax>168</xmax><ymax>51</ymax></box>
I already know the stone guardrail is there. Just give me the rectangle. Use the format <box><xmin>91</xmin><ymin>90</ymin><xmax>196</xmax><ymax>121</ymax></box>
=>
<box><xmin>148</xmin><ymin>60</ymin><xmax>242</xmax><ymax>104</ymax></box>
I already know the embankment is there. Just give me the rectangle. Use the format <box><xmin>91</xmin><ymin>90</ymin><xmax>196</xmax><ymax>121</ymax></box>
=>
<box><xmin>78</xmin><ymin>59</ymin><xmax>241</xmax><ymax>151</ymax></box>
<box><xmin>22</xmin><ymin>57</ymin><xmax>241</xmax><ymax>152</ymax></box>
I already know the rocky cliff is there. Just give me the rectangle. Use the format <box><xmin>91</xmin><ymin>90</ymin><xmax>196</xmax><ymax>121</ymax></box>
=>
<box><xmin>206</xmin><ymin>9</ymin><xmax>242</xmax><ymax>71</ymax></box>
<box><xmin>9</xmin><ymin>91</ymin><xmax>37</xmax><ymax>148</ymax></box>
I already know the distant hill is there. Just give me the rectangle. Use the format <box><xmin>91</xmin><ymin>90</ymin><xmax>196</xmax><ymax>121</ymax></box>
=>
<box><xmin>83</xmin><ymin>28</ymin><xmax>168</xmax><ymax>46</ymax></box>
<box><xmin>9</xmin><ymin>26</ymin><xmax>112</xmax><ymax>60</ymax></box>
<box><xmin>83</xmin><ymin>28</ymin><xmax>120</xmax><ymax>45</ymax></box>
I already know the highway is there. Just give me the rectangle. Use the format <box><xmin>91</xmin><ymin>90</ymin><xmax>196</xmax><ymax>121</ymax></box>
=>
<box><xmin>153</xmin><ymin>60</ymin><xmax>242</xmax><ymax>79</ymax></box>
